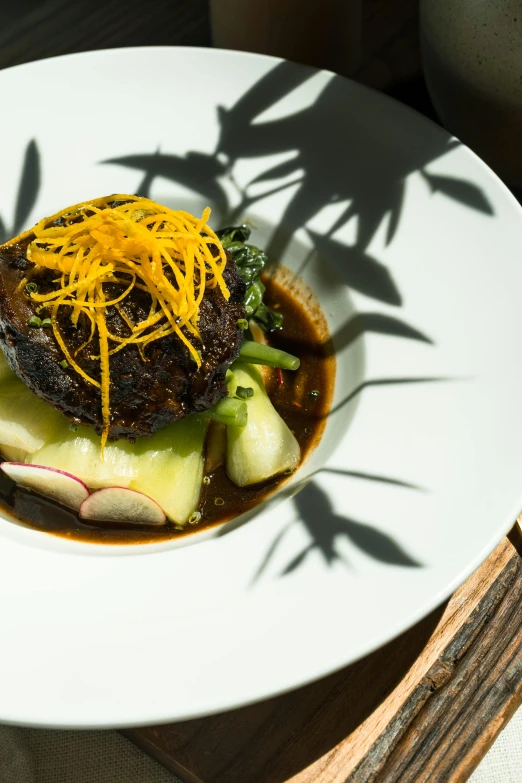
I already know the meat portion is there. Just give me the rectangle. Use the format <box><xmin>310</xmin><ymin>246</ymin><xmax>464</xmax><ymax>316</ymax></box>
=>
<box><xmin>0</xmin><ymin>236</ymin><xmax>246</xmax><ymax>440</ymax></box>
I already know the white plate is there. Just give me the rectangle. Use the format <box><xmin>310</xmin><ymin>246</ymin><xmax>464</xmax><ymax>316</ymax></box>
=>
<box><xmin>0</xmin><ymin>46</ymin><xmax>521</xmax><ymax>728</ymax></box>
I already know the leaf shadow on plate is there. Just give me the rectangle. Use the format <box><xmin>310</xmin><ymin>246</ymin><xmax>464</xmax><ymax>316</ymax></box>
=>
<box><xmin>102</xmin><ymin>59</ymin><xmax>493</xmax><ymax>358</ymax></box>
<box><xmin>101</xmin><ymin>61</ymin><xmax>490</xmax><ymax>575</ymax></box>
<box><xmin>252</xmin><ymin>480</ymin><xmax>422</xmax><ymax>585</ymax></box>
<box><xmin>0</xmin><ymin>139</ymin><xmax>41</xmax><ymax>244</ymax></box>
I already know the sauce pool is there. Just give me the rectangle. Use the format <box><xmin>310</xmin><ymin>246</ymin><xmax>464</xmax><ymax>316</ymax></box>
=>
<box><xmin>0</xmin><ymin>275</ymin><xmax>335</xmax><ymax>544</ymax></box>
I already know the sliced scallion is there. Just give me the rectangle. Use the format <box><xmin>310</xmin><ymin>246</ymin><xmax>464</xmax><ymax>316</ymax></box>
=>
<box><xmin>235</xmin><ymin>385</ymin><xmax>254</xmax><ymax>400</ymax></box>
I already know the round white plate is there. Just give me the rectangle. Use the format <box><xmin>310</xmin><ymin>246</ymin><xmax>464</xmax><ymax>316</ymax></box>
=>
<box><xmin>0</xmin><ymin>47</ymin><xmax>521</xmax><ymax>728</ymax></box>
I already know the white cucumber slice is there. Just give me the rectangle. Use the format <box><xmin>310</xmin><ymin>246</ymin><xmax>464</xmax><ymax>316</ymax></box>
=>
<box><xmin>130</xmin><ymin>415</ymin><xmax>209</xmax><ymax>525</ymax></box>
<box><xmin>0</xmin><ymin>444</ymin><xmax>30</xmax><ymax>463</ymax></box>
<box><xmin>226</xmin><ymin>364</ymin><xmax>301</xmax><ymax>487</ymax></box>
<box><xmin>0</xmin><ymin>375</ymin><xmax>64</xmax><ymax>453</ymax></box>
<box><xmin>30</xmin><ymin>414</ymin><xmax>209</xmax><ymax>525</ymax></box>
<box><xmin>29</xmin><ymin>421</ymin><xmax>140</xmax><ymax>489</ymax></box>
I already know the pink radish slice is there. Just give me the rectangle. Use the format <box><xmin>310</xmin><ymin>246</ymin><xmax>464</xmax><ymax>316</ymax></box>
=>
<box><xmin>79</xmin><ymin>487</ymin><xmax>166</xmax><ymax>526</ymax></box>
<box><xmin>1</xmin><ymin>462</ymin><xmax>89</xmax><ymax>511</ymax></box>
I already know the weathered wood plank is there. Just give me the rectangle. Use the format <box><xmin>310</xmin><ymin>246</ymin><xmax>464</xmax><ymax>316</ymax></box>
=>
<box><xmin>125</xmin><ymin>536</ymin><xmax>522</xmax><ymax>782</ymax></box>
<box><xmin>348</xmin><ymin>530</ymin><xmax>522</xmax><ymax>782</ymax></box>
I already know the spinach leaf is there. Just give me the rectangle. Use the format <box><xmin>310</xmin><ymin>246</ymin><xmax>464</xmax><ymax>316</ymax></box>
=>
<box><xmin>217</xmin><ymin>224</ymin><xmax>283</xmax><ymax>333</ymax></box>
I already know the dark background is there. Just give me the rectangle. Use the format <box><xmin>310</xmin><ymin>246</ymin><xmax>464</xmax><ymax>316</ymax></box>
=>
<box><xmin>0</xmin><ymin>0</ymin><xmax>436</xmax><ymax>119</ymax></box>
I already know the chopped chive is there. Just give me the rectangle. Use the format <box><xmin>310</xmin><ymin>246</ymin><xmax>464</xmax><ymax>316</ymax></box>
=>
<box><xmin>236</xmin><ymin>318</ymin><xmax>249</xmax><ymax>330</ymax></box>
<box><xmin>27</xmin><ymin>316</ymin><xmax>42</xmax><ymax>328</ymax></box>
<box><xmin>174</xmin><ymin>525</ymin><xmax>184</xmax><ymax>531</ymax></box>
<box><xmin>188</xmin><ymin>511</ymin><xmax>202</xmax><ymax>525</ymax></box>
<box><xmin>235</xmin><ymin>385</ymin><xmax>254</xmax><ymax>400</ymax></box>
<box><xmin>25</xmin><ymin>282</ymin><xmax>38</xmax><ymax>295</ymax></box>
<box><xmin>245</xmin><ymin>305</ymin><xmax>254</xmax><ymax>316</ymax></box>
<box><xmin>41</xmin><ymin>318</ymin><xmax>53</xmax><ymax>328</ymax></box>
<box><xmin>203</xmin><ymin>475</ymin><xmax>211</xmax><ymax>486</ymax></box>
<box><xmin>304</xmin><ymin>427</ymin><xmax>312</xmax><ymax>435</ymax></box>
<box><xmin>68</xmin><ymin>423</ymin><xmax>78</xmax><ymax>432</ymax></box>
<box><xmin>214</xmin><ymin>497</ymin><xmax>225</xmax><ymax>506</ymax></box>
<box><xmin>59</xmin><ymin>360</ymin><xmax>69</xmax><ymax>369</ymax></box>
<box><xmin>309</xmin><ymin>389</ymin><xmax>320</xmax><ymax>398</ymax></box>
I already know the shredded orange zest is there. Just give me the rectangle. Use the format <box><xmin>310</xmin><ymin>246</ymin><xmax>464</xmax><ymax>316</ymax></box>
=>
<box><xmin>11</xmin><ymin>195</ymin><xmax>229</xmax><ymax>452</ymax></box>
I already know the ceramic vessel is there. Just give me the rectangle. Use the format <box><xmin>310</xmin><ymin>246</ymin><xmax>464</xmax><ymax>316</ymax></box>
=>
<box><xmin>421</xmin><ymin>0</ymin><xmax>522</xmax><ymax>189</ymax></box>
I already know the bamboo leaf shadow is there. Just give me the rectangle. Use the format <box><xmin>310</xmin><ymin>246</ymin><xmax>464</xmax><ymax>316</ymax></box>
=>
<box><xmin>102</xmin><ymin>151</ymin><xmax>230</xmax><ymax>214</ymax></box>
<box><xmin>329</xmin><ymin>376</ymin><xmax>454</xmax><ymax>417</ymax></box>
<box><xmin>307</xmin><ymin>230</ymin><xmax>402</xmax><ymax>306</ymax></box>
<box><xmin>12</xmin><ymin>140</ymin><xmax>40</xmax><ymax>236</ymax></box>
<box><xmin>253</xmin><ymin>481</ymin><xmax>421</xmax><ymax>582</ymax></box>
<box><xmin>332</xmin><ymin>312</ymin><xmax>433</xmax><ymax>354</ymax></box>
<box><xmin>421</xmin><ymin>171</ymin><xmax>494</xmax><ymax>214</ymax></box>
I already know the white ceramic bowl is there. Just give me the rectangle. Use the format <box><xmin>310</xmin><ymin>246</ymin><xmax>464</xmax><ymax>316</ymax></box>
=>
<box><xmin>0</xmin><ymin>46</ymin><xmax>522</xmax><ymax>728</ymax></box>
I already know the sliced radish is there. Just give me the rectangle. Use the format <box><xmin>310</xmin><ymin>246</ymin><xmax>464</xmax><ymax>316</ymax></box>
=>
<box><xmin>1</xmin><ymin>462</ymin><xmax>89</xmax><ymax>511</ymax></box>
<box><xmin>79</xmin><ymin>487</ymin><xmax>166</xmax><ymax>526</ymax></box>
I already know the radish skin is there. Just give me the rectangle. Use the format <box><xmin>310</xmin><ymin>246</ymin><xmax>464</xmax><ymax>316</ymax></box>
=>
<box><xmin>0</xmin><ymin>462</ymin><xmax>89</xmax><ymax>511</ymax></box>
<box><xmin>80</xmin><ymin>487</ymin><xmax>166</xmax><ymax>526</ymax></box>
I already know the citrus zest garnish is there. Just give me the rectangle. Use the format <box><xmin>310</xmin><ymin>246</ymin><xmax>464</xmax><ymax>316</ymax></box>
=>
<box><xmin>14</xmin><ymin>195</ymin><xmax>229</xmax><ymax>453</ymax></box>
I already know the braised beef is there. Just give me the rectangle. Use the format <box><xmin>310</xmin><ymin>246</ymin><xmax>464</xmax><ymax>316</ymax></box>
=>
<box><xmin>0</xmin><ymin>236</ymin><xmax>245</xmax><ymax>440</ymax></box>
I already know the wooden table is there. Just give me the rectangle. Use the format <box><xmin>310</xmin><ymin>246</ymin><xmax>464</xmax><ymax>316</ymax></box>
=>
<box><xmin>2</xmin><ymin>1</ymin><xmax>521</xmax><ymax>780</ymax></box>
<box><xmin>124</xmin><ymin>528</ymin><xmax>522</xmax><ymax>782</ymax></box>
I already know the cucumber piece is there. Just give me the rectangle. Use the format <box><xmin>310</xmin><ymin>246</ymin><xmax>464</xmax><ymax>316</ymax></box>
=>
<box><xmin>29</xmin><ymin>420</ymin><xmax>141</xmax><ymax>489</ymax></box>
<box><xmin>226</xmin><ymin>364</ymin><xmax>300</xmax><ymax>486</ymax></box>
<box><xmin>29</xmin><ymin>414</ymin><xmax>209</xmax><ymax>524</ymax></box>
<box><xmin>0</xmin><ymin>445</ymin><xmax>30</xmax><ymax>463</ymax></box>
<box><xmin>130</xmin><ymin>415</ymin><xmax>209</xmax><ymax>525</ymax></box>
<box><xmin>0</xmin><ymin>375</ymin><xmax>64</xmax><ymax>453</ymax></box>
<box><xmin>0</xmin><ymin>347</ymin><xmax>212</xmax><ymax>524</ymax></box>
<box><xmin>29</xmin><ymin>412</ymin><xmax>209</xmax><ymax>524</ymax></box>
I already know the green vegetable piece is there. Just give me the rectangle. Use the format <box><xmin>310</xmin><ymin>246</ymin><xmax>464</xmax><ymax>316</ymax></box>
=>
<box><xmin>41</xmin><ymin>318</ymin><xmax>53</xmax><ymax>328</ymax></box>
<box><xmin>236</xmin><ymin>318</ymin><xmax>249</xmax><ymax>330</ymax></box>
<box><xmin>25</xmin><ymin>282</ymin><xmax>38</xmax><ymax>295</ymax></box>
<box><xmin>208</xmin><ymin>397</ymin><xmax>247</xmax><ymax>427</ymax></box>
<box><xmin>238</xmin><ymin>341</ymin><xmax>300</xmax><ymax>370</ymax></box>
<box><xmin>28</xmin><ymin>316</ymin><xmax>42</xmax><ymax>328</ymax></box>
<box><xmin>216</xmin><ymin>224</ymin><xmax>251</xmax><ymax>246</ymax></box>
<box><xmin>59</xmin><ymin>360</ymin><xmax>69</xmax><ymax>369</ymax></box>
<box><xmin>217</xmin><ymin>223</ymin><xmax>284</xmax><ymax>333</ymax></box>
<box><xmin>252</xmin><ymin>302</ymin><xmax>283</xmax><ymax>333</ymax></box>
<box><xmin>244</xmin><ymin>280</ymin><xmax>264</xmax><ymax>313</ymax></box>
<box><xmin>226</xmin><ymin>364</ymin><xmax>301</xmax><ymax>486</ymax></box>
<box><xmin>235</xmin><ymin>385</ymin><xmax>254</xmax><ymax>400</ymax></box>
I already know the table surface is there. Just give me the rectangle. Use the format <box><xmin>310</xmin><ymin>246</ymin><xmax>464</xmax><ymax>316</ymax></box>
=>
<box><xmin>2</xmin><ymin>2</ymin><xmax>521</xmax><ymax>781</ymax></box>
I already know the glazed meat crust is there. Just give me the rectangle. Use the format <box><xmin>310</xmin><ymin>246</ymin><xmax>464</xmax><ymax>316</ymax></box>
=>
<box><xmin>0</xmin><ymin>236</ymin><xmax>245</xmax><ymax>440</ymax></box>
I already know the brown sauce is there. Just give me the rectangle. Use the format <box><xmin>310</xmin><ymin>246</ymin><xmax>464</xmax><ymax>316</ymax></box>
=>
<box><xmin>0</xmin><ymin>275</ymin><xmax>335</xmax><ymax>545</ymax></box>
